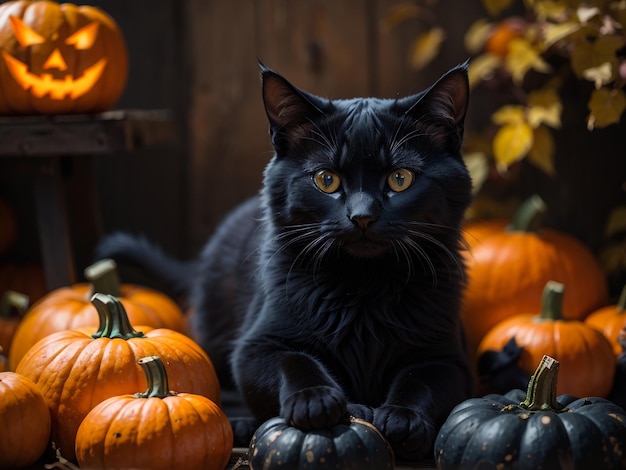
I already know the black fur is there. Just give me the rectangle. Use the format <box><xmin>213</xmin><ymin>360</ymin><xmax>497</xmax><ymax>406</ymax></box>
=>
<box><xmin>96</xmin><ymin>63</ymin><xmax>474</xmax><ymax>462</ymax></box>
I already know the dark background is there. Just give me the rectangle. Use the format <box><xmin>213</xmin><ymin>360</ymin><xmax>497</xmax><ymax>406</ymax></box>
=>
<box><xmin>1</xmin><ymin>0</ymin><xmax>624</xmax><ymax>296</ymax></box>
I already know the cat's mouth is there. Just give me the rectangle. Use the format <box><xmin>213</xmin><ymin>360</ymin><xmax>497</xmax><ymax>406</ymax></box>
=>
<box><xmin>342</xmin><ymin>234</ymin><xmax>391</xmax><ymax>258</ymax></box>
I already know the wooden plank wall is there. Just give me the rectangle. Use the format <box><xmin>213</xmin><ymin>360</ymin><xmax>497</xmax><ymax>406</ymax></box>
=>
<box><xmin>182</xmin><ymin>0</ymin><xmax>480</xmax><ymax>254</ymax></box>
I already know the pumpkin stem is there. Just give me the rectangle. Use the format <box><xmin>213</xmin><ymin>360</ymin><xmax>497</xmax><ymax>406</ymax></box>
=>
<box><xmin>84</xmin><ymin>259</ymin><xmax>122</xmax><ymax>297</ymax></box>
<box><xmin>617</xmin><ymin>284</ymin><xmax>626</xmax><ymax>313</ymax></box>
<box><xmin>538</xmin><ymin>281</ymin><xmax>565</xmax><ymax>321</ymax></box>
<box><xmin>0</xmin><ymin>290</ymin><xmax>29</xmax><ymax>318</ymax></box>
<box><xmin>506</xmin><ymin>194</ymin><xmax>547</xmax><ymax>233</ymax></box>
<box><xmin>135</xmin><ymin>356</ymin><xmax>174</xmax><ymax>398</ymax></box>
<box><xmin>90</xmin><ymin>293</ymin><xmax>145</xmax><ymax>340</ymax></box>
<box><xmin>520</xmin><ymin>355</ymin><xmax>565</xmax><ymax>412</ymax></box>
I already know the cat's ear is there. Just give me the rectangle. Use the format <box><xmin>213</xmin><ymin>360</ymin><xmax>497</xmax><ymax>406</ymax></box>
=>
<box><xmin>259</xmin><ymin>63</ymin><xmax>329</xmax><ymax>151</ymax></box>
<box><xmin>399</xmin><ymin>61</ymin><xmax>470</xmax><ymax>151</ymax></box>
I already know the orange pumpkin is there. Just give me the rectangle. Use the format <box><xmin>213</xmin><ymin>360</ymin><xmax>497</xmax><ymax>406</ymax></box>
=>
<box><xmin>9</xmin><ymin>258</ymin><xmax>188</xmax><ymax>370</ymax></box>
<box><xmin>477</xmin><ymin>281</ymin><xmax>615</xmax><ymax>398</ymax></box>
<box><xmin>75</xmin><ymin>356</ymin><xmax>233</xmax><ymax>470</ymax></box>
<box><xmin>16</xmin><ymin>293</ymin><xmax>220</xmax><ymax>461</ymax></box>
<box><xmin>0</xmin><ymin>0</ymin><xmax>128</xmax><ymax>115</ymax></box>
<box><xmin>585</xmin><ymin>284</ymin><xmax>626</xmax><ymax>356</ymax></box>
<box><xmin>0</xmin><ymin>371</ymin><xmax>51</xmax><ymax>469</ymax></box>
<box><xmin>0</xmin><ymin>290</ymin><xmax>28</xmax><ymax>354</ymax></box>
<box><xmin>0</xmin><ymin>346</ymin><xmax>7</xmax><ymax>372</ymax></box>
<box><xmin>462</xmin><ymin>195</ymin><xmax>608</xmax><ymax>359</ymax></box>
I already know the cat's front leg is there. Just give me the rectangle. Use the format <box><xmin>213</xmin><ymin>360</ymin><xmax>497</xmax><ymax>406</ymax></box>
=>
<box><xmin>234</xmin><ymin>343</ymin><xmax>347</xmax><ymax>430</ymax></box>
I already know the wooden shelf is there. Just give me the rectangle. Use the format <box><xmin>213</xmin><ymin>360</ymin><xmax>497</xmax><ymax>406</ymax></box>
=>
<box><xmin>0</xmin><ymin>110</ymin><xmax>176</xmax><ymax>291</ymax></box>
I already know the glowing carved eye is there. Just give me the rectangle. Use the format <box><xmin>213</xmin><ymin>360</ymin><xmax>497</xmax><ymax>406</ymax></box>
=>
<box><xmin>387</xmin><ymin>168</ymin><xmax>414</xmax><ymax>192</ymax></box>
<box><xmin>313</xmin><ymin>170</ymin><xmax>341</xmax><ymax>193</ymax></box>
<box><xmin>9</xmin><ymin>16</ymin><xmax>45</xmax><ymax>47</ymax></box>
<box><xmin>65</xmin><ymin>22</ymin><xmax>99</xmax><ymax>50</ymax></box>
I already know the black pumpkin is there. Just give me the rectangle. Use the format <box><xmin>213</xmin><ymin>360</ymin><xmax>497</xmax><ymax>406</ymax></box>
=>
<box><xmin>248</xmin><ymin>416</ymin><xmax>395</xmax><ymax>469</ymax></box>
<box><xmin>435</xmin><ymin>355</ymin><xmax>626</xmax><ymax>469</ymax></box>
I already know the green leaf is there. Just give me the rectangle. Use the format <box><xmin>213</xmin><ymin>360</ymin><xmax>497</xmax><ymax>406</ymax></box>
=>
<box><xmin>587</xmin><ymin>88</ymin><xmax>626</xmax><ymax>130</ymax></box>
<box><xmin>492</xmin><ymin>121</ymin><xmax>534</xmax><ymax>170</ymax></box>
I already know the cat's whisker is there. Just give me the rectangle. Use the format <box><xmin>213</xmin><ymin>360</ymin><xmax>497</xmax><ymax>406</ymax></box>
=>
<box><xmin>406</xmin><ymin>227</ymin><xmax>466</xmax><ymax>283</ymax></box>
<box><xmin>399</xmin><ymin>235</ymin><xmax>438</xmax><ymax>287</ymax></box>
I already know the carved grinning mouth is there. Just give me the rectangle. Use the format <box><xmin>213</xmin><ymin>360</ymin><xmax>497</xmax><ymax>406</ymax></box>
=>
<box><xmin>2</xmin><ymin>51</ymin><xmax>106</xmax><ymax>100</ymax></box>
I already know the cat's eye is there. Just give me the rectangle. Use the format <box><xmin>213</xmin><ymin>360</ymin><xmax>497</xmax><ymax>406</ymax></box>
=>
<box><xmin>387</xmin><ymin>168</ymin><xmax>414</xmax><ymax>192</ymax></box>
<box><xmin>313</xmin><ymin>170</ymin><xmax>341</xmax><ymax>193</ymax></box>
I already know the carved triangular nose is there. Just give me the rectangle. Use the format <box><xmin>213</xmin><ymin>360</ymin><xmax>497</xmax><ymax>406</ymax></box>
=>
<box><xmin>350</xmin><ymin>215</ymin><xmax>377</xmax><ymax>231</ymax></box>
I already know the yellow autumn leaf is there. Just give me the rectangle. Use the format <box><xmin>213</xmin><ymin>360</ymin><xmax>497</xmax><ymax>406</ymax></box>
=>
<box><xmin>482</xmin><ymin>0</ymin><xmax>514</xmax><ymax>17</ymax></box>
<box><xmin>577</xmin><ymin>6</ymin><xmax>601</xmax><ymax>23</ymax></box>
<box><xmin>410</xmin><ymin>28</ymin><xmax>446</xmax><ymax>70</ymax></box>
<box><xmin>492</xmin><ymin>121</ymin><xmax>534</xmax><ymax>170</ymax></box>
<box><xmin>465</xmin><ymin>19</ymin><xmax>493</xmax><ymax>54</ymax></box>
<box><xmin>582</xmin><ymin>62</ymin><xmax>614</xmax><ymax>89</ymax></box>
<box><xmin>604</xmin><ymin>206</ymin><xmax>626</xmax><ymax>238</ymax></box>
<box><xmin>463</xmin><ymin>152</ymin><xmax>490</xmax><ymax>194</ymax></box>
<box><xmin>527</xmin><ymin>88</ymin><xmax>562</xmax><ymax>128</ymax></box>
<box><xmin>587</xmin><ymin>88</ymin><xmax>626</xmax><ymax>130</ymax></box>
<box><xmin>382</xmin><ymin>4</ymin><xmax>426</xmax><ymax>31</ymax></box>
<box><xmin>571</xmin><ymin>35</ymin><xmax>624</xmax><ymax>77</ymax></box>
<box><xmin>467</xmin><ymin>53</ymin><xmax>502</xmax><ymax>87</ymax></box>
<box><xmin>527</xmin><ymin>126</ymin><xmax>555</xmax><ymax>175</ymax></box>
<box><xmin>492</xmin><ymin>105</ymin><xmax>526</xmax><ymax>125</ymax></box>
<box><xmin>542</xmin><ymin>22</ymin><xmax>581</xmax><ymax>49</ymax></box>
<box><xmin>600</xmin><ymin>241</ymin><xmax>626</xmax><ymax>273</ymax></box>
<box><xmin>530</xmin><ymin>0</ymin><xmax>568</xmax><ymax>21</ymax></box>
<box><xmin>505</xmin><ymin>37</ymin><xmax>551</xmax><ymax>83</ymax></box>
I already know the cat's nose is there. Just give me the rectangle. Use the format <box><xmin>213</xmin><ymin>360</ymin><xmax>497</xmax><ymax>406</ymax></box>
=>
<box><xmin>350</xmin><ymin>215</ymin><xmax>377</xmax><ymax>231</ymax></box>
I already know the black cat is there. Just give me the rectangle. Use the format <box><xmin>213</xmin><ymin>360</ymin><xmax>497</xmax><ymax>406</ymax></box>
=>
<box><xmin>97</xmin><ymin>62</ymin><xmax>474</xmax><ymax>462</ymax></box>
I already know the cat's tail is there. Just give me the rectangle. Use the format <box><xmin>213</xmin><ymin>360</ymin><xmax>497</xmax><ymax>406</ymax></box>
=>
<box><xmin>94</xmin><ymin>232</ymin><xmax>194</xmax><ymax>301</ymax></box>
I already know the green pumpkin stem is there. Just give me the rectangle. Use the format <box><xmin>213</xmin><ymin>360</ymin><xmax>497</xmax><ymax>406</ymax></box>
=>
<box><xmin>90</xmin><ymin>293</ymin><xmax>145</xmax><ymax>340</ymax></box>
<box><xmin>84</xmin><ymin>259</ymin><xmax>122</xmax><ymax>298</ymax></box>
<box><xmin>539</xmin><ymin>281</ymin><xmax>565</xmax><ymax>321</ymax></box>
<box><xmin>135</xmin><ymin>356</ymin><xmax>174</xmax><ymax>399</ymax></box>
<box><xmin>0</xmin><ymin>290</ymin><xmax>29</xmax><ymax>318</ymax></box>
<box><xmin>520</xmin><ymin>355</ymin><xmax>565</xmax><ymax>412</ymax></box>
<box><xmin>506</xmin><ymin>194</ymin><xmax>547</xmax><ymax>233</ymax></box>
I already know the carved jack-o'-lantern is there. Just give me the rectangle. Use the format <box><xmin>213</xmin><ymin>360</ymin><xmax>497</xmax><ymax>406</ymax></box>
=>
<box><xmin>0</xmin><ymin>0</ymin><xmax>128</xmax><ymax>115</ymax></box>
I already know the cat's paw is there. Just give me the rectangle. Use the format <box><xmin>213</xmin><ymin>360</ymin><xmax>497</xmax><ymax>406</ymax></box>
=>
<box><xmin>373</xmin><ymin>405</ymin><xmax>435</xmax><ymax>462</ymax></box>
<box><xmin>281</xmin><ymin>386</ymin><xmax>346</xmax><ymax>430</ymax></box>
<box><xmin>346</xmin><ymin>403</ymin><xmax>374</xmax><ymax>422</ymax></box>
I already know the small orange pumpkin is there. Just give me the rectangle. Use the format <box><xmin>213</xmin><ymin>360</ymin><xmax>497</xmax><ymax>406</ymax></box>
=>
<box><xmin>0</xmin><ymin>290</ymin><xmax>28</xmax><ymax>355</ymax></box>
<box><xmin>9</xmin><ymin>258</ymin><xmax>188</xmax><ymax>370</ymax></box>
<box><xmin>462</xmin><ymin>195</ymin><xmax>608</xmax><ymax>358</ymax></box>
<box><xmin>0</xmin><ymin>0</ymin><xmax>128</xmax><ymax>115</ymax></box>
<box><xmin>75</xmin><ymin>356</ymin><xmax>233</xmax><ymax>470</ymax></box>
<box><xmin>477</xmin><ymin>281</ymin><xmax>615</xmax><ymax>398</ymax></box>
<box><xmin>0</xmin><ymin>371</ymin><xmax>51</xmax><ymax>469</ymax></box>
<box><xmin>585</xmin><ymin>284</ymin><xmax>626</xmax><ymax>356</ymax></box>
<box><xmin>16</xmin><ymin>293</ymin><xmax>220</xmax><ymax>462</ymax></box>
